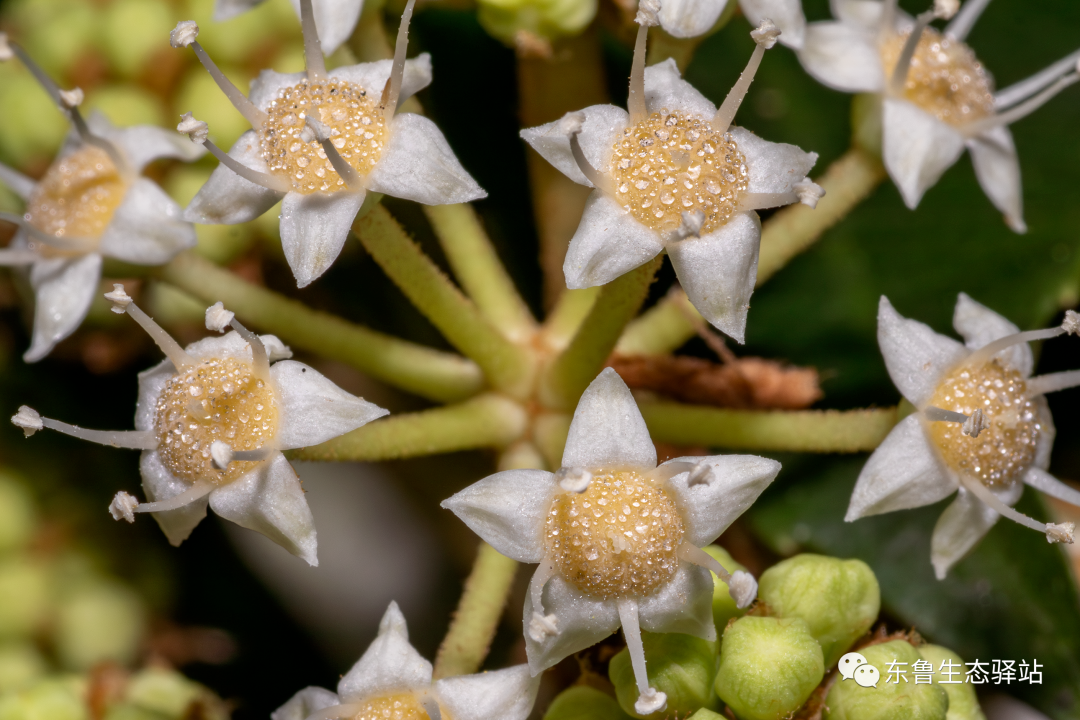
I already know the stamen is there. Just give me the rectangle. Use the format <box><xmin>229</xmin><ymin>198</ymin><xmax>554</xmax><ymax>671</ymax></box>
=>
<box><xmin>111</xmin><ymin>482</ymin><xmax>215</xmax><ymax>518</ymax></box>
<box><xmin>679</xmin><ymin>542</ymin><xmax>759</xmax><ymax>610</ymax></box>
<box><xmin>945</xmin><ymin>0</ymin><xmax>991</xmax><ymax>41</ymax></box>
<box><xmin>890</xmin><ymin>5</ymin><xmax>951</xmax><ymax>95</ymax></box>
<box><xmin>627</xmin><ymin>0</ymin><xmax>659</xmax><ymax>125</ymax></box>
<box><xmin>380</xmin><ymin>0</ymin><xmax>417</xmax><ymax>120</ymax></box>
<box><xmin>958</xmin><ymin>474</ymin><xmax>1071</xmax><ymax>543</ymax></box>
<box><xmin>0</xmin><ymin>248</ymin><xmax>41</xmax><ymax>266</ymax></box>
<box><xmin>0</xmin><ymin>160</ymin><xmax>35</xmax><ymax>200</ymax></box>
<box><xmin>963</xmin><ymin>317</ymin><xmax>1076</xmax><ymax>367</ymax></box>
<box><xmin>968</xmin><ymin>66</ymin><xmax>1080</xmax><ymax>136</ymax></box>
<box><xmin>1027</xmin><ymin>369</ymin><xmax>1080</xmax><ymax>396</ymax></box>
<box><xmin>209</xmin><ymin>441</ymin><xmax>273</xmax><ymax>470</ymax></box>
<box><xmin>297</xmin><ymin>0</ymin><xmax>327</xmax><ymax>82</ymax></box>
<box><xmin>1024</xmin><ymin>469</ymin><xmax>1080</xmax><ymax>509</ymax></box>
<box><xmin>560</xmin><ymin>113</ymin><xmax>614</xmax><ymax>194</ymax></box>
<box><xmin>0</xmin><ymin>211</ymin><xmax>95</xmax><ymax>252</ymax></box>
<box><xmin>922</xmin><ymin>406</ymin><xmax>987</xmax><ymax>437</ymax></box>
<box><xmin>302</xmin><ymin>116</ymin><xmax>362</xmax><ymax>190</ymax></box>
<box><xmin>178</xmin><ymin>114</ymin><xmax>291</xmax><ymax>193</ymax></box>
<box><xmin>528</xmin><ymin>610</ymin><xmax>559</xmax><ymax>642</ymax></box>
<box><xmin>529</xmin><ymin>556</ymin><xmax>558</xmax><ymax>618</ymax></box>
<box><xmin>711</xmin><ymin>19</ymin><xmax>780</xmax><ymax>134</ymax></box>
<box><xmin>104</xmin><ymin>284</ymin><xmax>197</xmax><ymax>371</ymax></box>
<box><xmin>616</xmin><ymin>597</ymin><xmax>668</xmax><ymax>716</ymax></box>
<box><xmin>228</xmin><ymin>317</ymin><xmax>270</xmax><ymax>377</ymax></box>
<box><xmin>12</xmin><ymin>405</ymin><xmax>158</xmax><ymax>448</ymax></box>
<box><xmin>995</xmin><ymin>49</ymin><xmax>1080</xmax><ymax>110</ymax></box>
<box><xmin>740</xmin><ymin>191</ymin><xmax>798</xmax><ymax>211</ymax></box>
<box><xmin>170</xmin><ymin>22</ymin><xmax>268</xmax><ymax>128</ymax></box>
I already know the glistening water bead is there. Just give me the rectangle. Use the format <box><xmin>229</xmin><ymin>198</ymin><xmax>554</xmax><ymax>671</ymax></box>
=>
<box><xmin>27</xmin><ymin>145</ymin><xmax>126</xmax><ymax>245</ymax></box>
<box><xmin>880</xmin><ymin>27</ymin><xmax>995</xmax><ymax>126</ymax></box>
<box><xmin>927</xmin><ymin>359</ymin><xmax>1040</xmax><ymax>487</ymax></box>
<box><xmin>545</xmin><ymin>471</ymin><xmax>684</xmax><ymax>600</ymax></box>
<box><xmin>610</xmin><ymin>110</ymin><xmax>748</xmax><ymax>237</ymax></box>
<box><xmin>154</xmin><ymin>357</ymin><xmax>278</xmax><ymax>484</ymax></box>
<box><xmin>259</xmin><ymin>79</ymin><xmax>389</xmax><ymax>194</ymax></box>
<box><xmin>350</xmin><ymin>694</ymin><xmax>430</xmax><ymax>720</ymax></box>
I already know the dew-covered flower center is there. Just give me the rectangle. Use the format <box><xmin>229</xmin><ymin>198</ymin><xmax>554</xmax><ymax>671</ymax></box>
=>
<box><xmin>27</xmin><ymin>146</ymin><xmax>126</xmax><ymax>249</ymax></box>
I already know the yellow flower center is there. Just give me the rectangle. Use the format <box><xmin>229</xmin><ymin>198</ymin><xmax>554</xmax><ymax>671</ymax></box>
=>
<box><xmin>26</xmin><ymin>145</ymin><xmax>127</xmax><ymax>252</ymax></box>
<box><xmin>154</xmin><ymin>357</ymin><xmax>279</xmax><ymax>485</ymax></box>
<box><xmin>350</xmin><ymin>693</ymin><xmax>430</xmax><ymax>720</ymax></box>
<box><xmin>610</xmin><ymin>110</ymin><xmax>748</xmax><ymax>237</ymax></box>
<box><xmin>926</xmin><ymin>359</ymin><xmax>1040</xmax><ymax>487</ymax></box>
<box><xmin>259</xmin><ymin>79</ymin><xmax>389</xmax><ymax>194</ymax></box>
<box><xmin>880</xmin><ymin>27</ymin><xmax>995</xmax><ymax>126</ymax></box>
<box><xmin>545</xmin><ymin>470</ymin><xmax>684</xmax><ymax>600</ymax></box>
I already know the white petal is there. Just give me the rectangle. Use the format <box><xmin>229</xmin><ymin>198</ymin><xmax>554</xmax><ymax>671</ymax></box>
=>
<box><xmin>99</xmin><ymin>179</ymin><xmax>195</xmax><ymax>264</ymax></box>
<box><xmin>967</xmin><ymin>126</ymin><xmax>1025</xmax><ymax>233</ymax></box>
<box><xmin>882</xmin><ymin>98</ymin><xmax>966</xmax><ymax>209</ymax></box>
<box><xmin>208</xmin><ymin>453</ymin><xmax>318</xmax><ymax>565</ymax></box>
<box><xmin>877</xmin><ymin>295</ymin><xmax>967</xmax><ymax>407</ymax></box>
<box><xmin>663</xmin><ymin>454</ymin><xmax>781</xmax><ymax>546</ymax></box>
<box><xmin>184</xmin><ymin>130</ymin><xmax>285</xmax><ymax>225</ymax></box>
<box><xmin>249</xmin><ymin>70</ymin><xmax>309</xmax><ymax>111</ymax></box>
<box><xmin>287</xmin><ymin>0</ymin><xmax>365</xmax><ymax>56</ymax></box>
<box><xmin>365</xmin><ymin>114</ymin><xmax>486</xmax><ymax>205</ymax></box>
<box><xmin>107</xmin><ymin>125</ymin><xmax>205</xmax><ymax>173</ymax></box>
<box><xmin>797</xmin><ymin>22</ymin><xmax>885</xmax><ymax>93</ymax></box>
<box><xmin>643</xmin><ymin>59</ymin><xmax>717</xmax><ymax>120</ymax></box>
<box><xmin>846</xmin><ymin>414</ymin><xmax>957</xmax><ymax>520</ymax></box>
<box><xmin>271</xmin><ymin>687</ymin><xmax>340</xmax><ymax>720</ymax></box>
<box><xmin>562</xmin><ymin>191</ymin><xmax>664</xmax><ymax>289</ymax></box>
<box><xmin>135</xmin><ymin>358</ymin><xmax>175</xmax><ymax>432</ymax></box>
<box><xmin>440</xmin><ymin>470</ymin><xmax>557</xmax><ymax>563</ymax></box>
<box><xmin>337</xmin><ymin>601</ymin><xmax>432</xmax><ymax>701</ymax></box>
<box><xmin>1033</xmin><ymin>397</ymin><xmax>1054</xmax><ymax>471</ymax></box>
<box><xmin>562</xmin><ymin>367</ymin><xmax>656</xmax><ymax>472</ymax></box>
<box><xmin>271</xmin><ymin>360</ymin><xmax>388</xmax><ymax>450</ymax></box>
<box><xmin>829</xmin><ymin>0</ymin><xmax>884</xmax><ymax>29</ymax></box>
<box><xmin>667</xmin><ymin>211</ymin><xmax>761</xmax><ymax>344</ymax></box>
<box><xmin>213</xmin><ymin>0</ymin><xmax>263</xmax><ymax>21</ymax></box>
<box><xmin>741</xmin><ymin>0</ymin><xmax>807</xmax><ymax>49</ymax></box>
<box><xmin>952</xmin><ymin>292</ymin><xmax>1031</xmax><ymax>376</ymax></box>
<box><xmin>657</xmin><ymin>0</ymin><xmax>729</xmax><ymax>39</ymax></box>
<box><xmin>729</xmin><ymin>127</ymin><xmax>818</xmax><ymax>195</ymax></box>
<box><xmin>280</xmin><ymin>190</ymin><xmax>365</xmax><ymax>288</ymax></box>
<box><xmin>433</xmin><ymin>665</ymin><xmax>540</xmax><ymax>720</ymax></box>
<box><xmin>523</xmin><ymin>572</ymin><xmax>620</xmax><ymax>674</ymax></box>
<box><xmin>638</xmin><ymin>564</ymin><xmax>715</xmax><ymax>641</ymax></box>
<box><xmin>24</xmin><ymin>254</ymin><xmax>102</xmax><ymax>363</ymax></box>
<box><xmin>329</xmin><ymin>55</ymin><xmax>433</xmax><ymax>105</ymax></box>
<box><xmin>930</xmin><ymin>482</ymin><xmax>1021</xmax><ymax>580</ymax></box>
<box><xmin>519</xmin><ymin>104</ymin><xmax>628</xmax><ymax>186</ymax></box>
<box><xmin>140</xmin><ymin>450</ymin><xmax>209</xmax><ymax>546</ymax></box>
<box><xmin>182</xmin><ymin>330</ymin><xmax>282</xmax><ymax>363</ymax></box>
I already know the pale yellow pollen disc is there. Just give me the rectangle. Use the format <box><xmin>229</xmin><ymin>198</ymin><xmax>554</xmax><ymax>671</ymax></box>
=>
<box><xmin>259</xmin><ymin>79</ymin><xmax>388</xmax><ymax>194</ymax></box>
<box><xmin>927</xmin><ymin>359</ymin><xmax>1040</xmax><ymax>488</ymax></box>
<box><xmin>350</xmin><ymin>693</ymin><xmax>431</xmax><ymax>720</ymax></box>
<box><xmin>880</xmin><ymin>27</ymin><xmax>995</xmax><ymax>126</ymax></box>
<box><xmin>545</xmin><ymin>470</ymin><xmax>684</xmax><ymax>600</ymax></box>
<box><xmin>154</xmin><ymin>357</ymin><xmax>279</xmax><ymax>485</ymax></box>
<box><xmin>610</xmin><ymin>109</ymin><xmax>748</xmax><ymax>237</ymax></box>
<box><xmin>27</xmin><ymin>145</ymin><xmax>127</xmax><ymax>249</ymax></box>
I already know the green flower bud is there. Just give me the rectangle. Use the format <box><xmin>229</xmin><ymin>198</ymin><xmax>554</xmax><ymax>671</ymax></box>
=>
<box><xmin>124</xmin><ymin>668</ymin><xmax>208</xmax><ymax>719</ymax></box>
<box><xmin>0</xmin><ymin>644</ymin><xmax>47</xmax><ymax>693</ymax></box>
<box><xmin>714</xmin><ymin>616</ymin><xmax>824</xmax><ymax>720</ymax></box>
<box><xmin>703</xmin><ymin>545</ymin><xmax>747</xmax><ymax>634</ymax></box>
<box><xmin>101</xmin><ymin>0</ymin><xmax>176</xmax><ymax>78</ymax></box>
<box><xmin>0</xmin><ymin>474</ymin><xmax>36</xmax><ymax>552</ymax></box>
<box><xmin>687</xmin><ymin>711</ymin><xmax>725</xmax><ymax>720</ymax></box>
<box><xmin>758</xmin><ymin>554</ymin><xmax>880</xmax><ymax>667</ymax></box>
<box><xmin>825</xmin><ymin>641</ymin><xmax>948</xmax><ymax>720</ymax></box>
<box><xmin>477</xmin><ymin>0</ymin><xmax>598</xmax><ymax>49</ymax></box>
<box><xmin>55</xmin><ymin>581</ymin><xmax>145</xmax><ymax>670</ymax></box>
<box><xmin>610</xmin><ymin>632</ymin><xmax>719</xmax><ymax>718</ymax></box>
<box><xmin>917</xmin><ymin>645</ymin><xmax>986</xmax><ymax>720</ymax></box>
<box><xmin>0</xmin><ymin>677</ymin><xmax>88</xmax><ymax>720</ymax></box>
<box><xmin>0</xmin><ymin>559</ymin><xmax>52</xmax><ymax>639</ymax></box>
<box><xmin>543</xmin><ymin>686</ymin><xmax>634</xmax><ymax>720</ymax></box>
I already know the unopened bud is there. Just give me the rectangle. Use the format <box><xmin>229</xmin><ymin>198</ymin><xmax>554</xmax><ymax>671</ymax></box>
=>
<box><xmin>826</xmin><ymin>641</ymin><xmax>948</xmax><ymax>720</ymax></box>
<box><xmin>610</xmin><ymin>631</ymin><xmax>717</xmax><ymax>719</ymax></box>
<box><xmin>170</xmin><ymin>20</ymin><xmax>199</xmax><ymax>48</ymax></box>
<box><xmin>703</xmin><ymin>545</ymin><xmax>748</xmax><ymax>632</ymax></box>
<box><xmin>714</xmin><ymin>616</ymin><xmax>824</xmax><ymax>720</ymax></box>
<box><xmin>11</xmin><ymin>406</ymin><xmax>43</xmax><ymax>437</ymax></box>
<box><xmin>917</xmin><ymin>645</ymin><xmax>985</xmax><ymax>720</ymax></box>
<box><xmin>758</xmin><ymin>553</ymin><xmax>880</xmax><ymax>667</ymax></box>
<box><xmin>204</xmin><ymin>302</ymin><xmax>235</xmax><ymax>333</ymax></box>
<box><xmin>750</xmin><ymin>19</ymin><xmax>781</xmax><ymax>49</ymax></box>
<box><xmin>543</xmin><ymin>686</ymin><xmax>633</xmax><ymax>720</ymax></box>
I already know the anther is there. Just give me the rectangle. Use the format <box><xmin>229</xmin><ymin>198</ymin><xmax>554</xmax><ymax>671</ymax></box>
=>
<box><xmin>104</xmin><ymin>283</ymin><xmax>132</xmax><ymax>313</ymax></box>
<box><xmin>1047</xmin><ymin>522</ymin><xmax>1075</xmax><ymax>545</ymax></box>
<box><xmin>11</xmin><ymin>406</ymin><xmax>43</xmax><ymax>437</ymax></box>
<box><xmin>687</xmin><ymin>460</ymin><xmax>714</xmax><ymax>486</ymax></box>
<box><xmin>109</xmin><ymin>492</ymin><xmax>138</xmax><ymax>523</ymax></box>
<box><xmin>211</xmin><ymin>441</ymin><xmax>234</xmax><ymax>470</ymax></box>
<box><xmin>177</xmin><ymin>112</ymin><xmax>209</xmax><ymax>143</ymax></box>
<box><xmin>171</xmin><ymin>22</ymin><xmax>267</xmax><ymax>128</ymax></box>
<box><xmin>528</xmin><ymin>612</ymin><xmax>560</xmax><ymax>642</ymax></box>
<box><xmin>676</xmin><ymin>210</ymin><xmax>706</xmax><ymax>240</ymax></box>
<box><xmin>304</xmin><ymin>116</ymin><xmax>363</xmax><ymax>190</ymax></box>
<box><xmin>922</xmin><ymin>405</ymin><xmax>986</xmax><ymax>437</ymax></box>
<box><xmin>749</xmin><ymin>17</ymin><xmax>781</xmax><ymax>49</ymax></box>
<box><xmin>557</xmin><ymin>467</ymin><xmax>592</xmax><ymax>493</ymax></box>
<box><xmin>1063</xmin><ymin>309</ymin><xmax>1080</xmax><ymax>335</ymax></box>
<box><xmin>962</xmin><ymin>408</ymin><xmax>987</xmax><ymax>438</ymax></box>
<box><xmin>794</xmin><ymin>178</ymin><xmax>825</xmax><ymax>209</ymax></box>
<box><xmin>178</xmin><ymin>114</ymin><xmax>291</xmax><ymax>193</ymax></box>
<box><xmin>205</xmin><ymin>302</ymin><xmax>235</xmax><ymax>333</ymax></box>
<box><xmin>933</xmin><ymin>0</ymin><xmax>959</xmax><ymax>20</ymax></box>
<box><xmin>106</xmin><ymin>284</ymin><xmax>197</xmax><ymax>371</ymax></box>
<box><xmin>58</xmin><ymin>87</ymin><xmax>83</xmax><ymax>108</ymax></box>
<box><xmin>635</xmin><ymin>0</ymin><xmax>661</xmax><ymax>27</ymax></box>
<box><xmin>380</xmin><ymin>0</ymin><xmax>417</xmax><ymax>119</ymax></box>
<box><xmin>712</xmin><ymin>19</ymin><xmax>778</xmax><ymax>134</ymax></box>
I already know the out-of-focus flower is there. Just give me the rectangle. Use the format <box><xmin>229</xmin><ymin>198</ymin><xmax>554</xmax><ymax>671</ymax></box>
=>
<box><xmin>173</xmin><ymin>0</ymin><xmax>485</xmax><ymax>288</ymax></box>
<box><xmin>477</xmin><ymin>0</ymin><xmax>598</xmax><ymax>53</ymax></box>
<box><xmin>656</xmin><ymin>0</ymin><xmax>805</xmax><ymax>45</ymax></box>
<box><xmin>212</xmin><ymin>0</ymin><xmax>364</xmax><ymax>57</ymax></box>
<box><xmin>794</xmin><ymin>0</ymin><xmax>1080</xmax><ymax>231</ymax></box>
<box><xmin>521</xmin><ymin>16</ymin><xmax>818</xmax><ymax>342</ymax></box>
<box><xmin>0</xmin><ymin>35</ymin><xmax>202</xmax><ymax>362</ymax></box>
<box><xmin>272</xmin><ymin>602</ymin><xmax>540</xmax><ymax>720</ymax></box>
<box><xmin>848</xmin><ymin>294</ymin><xmax>1080</xmax><ymax>578</ymax></box>
<box><xmin>12</xmin><ymin>290</ymin><xmax>388</xmax><ymax>566</ymax></box>
<box><xmin>443</xmin><ymin>368</ymin><xmax>780</xmax><ymax>715</ymax></box>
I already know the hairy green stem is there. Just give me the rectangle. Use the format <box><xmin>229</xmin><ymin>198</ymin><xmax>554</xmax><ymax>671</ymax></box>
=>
<box><xmin>424</xmin><ymin>204</ymin><xmax>536</xmax><ymax>340</ymax></box>
<box><xmin>159</xmin><ymin>253</ymin><xmax>482</xmax><ymax>403</ymax></box>
<box><xmin>287</xmin><ymin>393</ymin><xmax>527</xmax><ymax>461</ymax></box>
<box><xmin>540</xmin><ymin>258</ymin><xmax>661</xmax><ymax>410</ymax></box>
<box><xmin>640</xmin><ymin>402</ymin><xmax>899</xmax><ymax>453</ymax></box>
<box><xmin>354</xmin><ymin>206</ymin><xmax>535</xmax><ymax>398</ymax></box>
<box><xmin>542</xmin><ymin>286</ymin><xmax>599</xmax><ymax>349</ymax></box>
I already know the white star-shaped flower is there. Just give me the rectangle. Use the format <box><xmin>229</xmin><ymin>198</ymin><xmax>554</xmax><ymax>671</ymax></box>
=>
<box><xmin>442</xmin><ymin>368</ymin><xmax>780</xmax><ymax>715</ymax></box>
<box><xmin>849</xmin><ymin>293</ymin><xmax>1080</xmax><ymax>579</ymax></box>
<box><xmin>271</xmin><ymin>602</ymin><xmax>540</xmax><ymax>720</ymax></box>
<box><xmin>0</xmin><ymin>36</ymin><xmax>203</xmax><ymax>362</ymax></box>
<box><xmin>793</xmin><ymin>0</ymin><xmax>1080</xmax><ymax>232</ymax></box>
<box><xmin>173</xmin><ymin>1</ymin><xmax>486</xmax><ymax>288</ymax></box>
<box><xmin>655</xmin><ymin>0</ymin><xmax>806</xmax><ymax>45</ymax></box>
<box><xmin>213</xmin><ymin>0</ymin><xmax>363</xmax><ymax>57</ymax></box>
<box><xmin>521</xmin><ymin>18</ymin><xmax>818</xmax><ymax>342</ymax></box>
<box><xmin>13</xmin><ymin>287</ymin><xmax>388</xmax><ymax>566</ymax></box>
